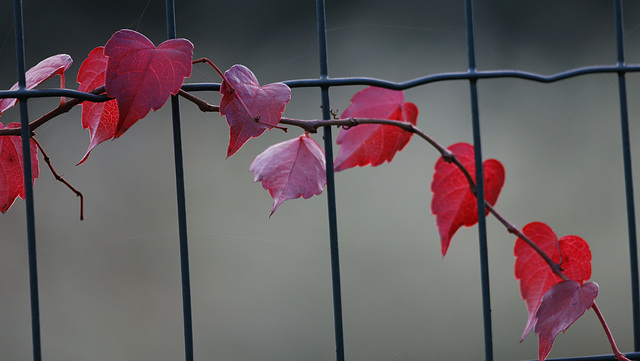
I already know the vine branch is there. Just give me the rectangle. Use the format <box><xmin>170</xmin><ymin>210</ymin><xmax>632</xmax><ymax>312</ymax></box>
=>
<box><xmin>278</xmin><ymin>115</ymin><xmax>568</xmax><ymax>280</ymax></box>
<box><xmin>0</xmin><ymin>85</ymin><xmax>585</xmax><ymax>279</ymax></box>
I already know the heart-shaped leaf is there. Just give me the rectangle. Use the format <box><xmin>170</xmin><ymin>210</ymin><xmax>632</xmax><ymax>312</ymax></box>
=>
<box><xmin>220</xmin><ymin>64</ymin><xmax>291</xmax><ymax>158</ymax></box>
<box><xmin>430</xmin><ymin>142</ymin><xmax>505</xmax><ymax>256</ymax></box>
<box><xmin>104</xmin><ymin>29</ymin><xmax>193</xmax><ymax>138</ymax></box>
<box><xmin>0</xmin><ymin>122</ymin><xmax>39</xmax><ymax>213</ymax></box>
<box><xmin>334</xmin><ymin>86</ymin><xmax>418</xmax><ymax>171</ymax></box>
<box><xmin>77</xmin><ymin>47</ymin><xmax>119</xmax><ymax>165</ymax></box>
<box><xmin>535</xmin><ymin>280</ymin><xmax>598</xmax><ymax>361</ymax></box>
<box><xmin>515</xmin><ymin>222</ymin><xmax>592</xmax><ymax>341</ymax></box>
<box><xmin>0</xmin><ymin>54</ymin><xmax>73</xmax><ymax>115</ymax></box>
<box><xmin>249</xmin><ymin>134</ymin><xmax>326</xmax><ymax>216</ymax></box>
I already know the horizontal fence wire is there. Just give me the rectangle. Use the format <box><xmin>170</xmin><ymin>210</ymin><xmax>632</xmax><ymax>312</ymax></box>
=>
<box><xmin>539</xmin><ymin>352</ymin><xmax>640</xmax><ymax>361</ymax></box>
<box><xmin>3</xmin><ymin>0</ymin><xmax>640</xmax><ymax>360</ymax></box>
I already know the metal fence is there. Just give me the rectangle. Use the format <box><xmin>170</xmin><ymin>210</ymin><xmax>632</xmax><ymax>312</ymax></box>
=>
<box><xmin>3</xmin><ymin>0</ymin><xmax>640</xmax><ymax>360</ymax></box>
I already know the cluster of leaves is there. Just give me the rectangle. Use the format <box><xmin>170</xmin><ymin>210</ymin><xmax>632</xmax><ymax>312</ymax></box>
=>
<box><xmin>0</xmin><ymin>29</ymin><xmax>629</xmax><ymax>361</ymax></box>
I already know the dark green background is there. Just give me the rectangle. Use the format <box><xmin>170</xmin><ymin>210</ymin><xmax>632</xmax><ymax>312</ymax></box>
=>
<box><xmin>1</xmin><ymin>1</ymin><xmax>640</xmax><ymax>360</ymax></box>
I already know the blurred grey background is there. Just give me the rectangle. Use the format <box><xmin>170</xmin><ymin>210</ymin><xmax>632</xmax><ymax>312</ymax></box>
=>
<box><xmin>1</xmin><ymin>0</ymin><xmax>640</xmax><ymax>360</ymax></box>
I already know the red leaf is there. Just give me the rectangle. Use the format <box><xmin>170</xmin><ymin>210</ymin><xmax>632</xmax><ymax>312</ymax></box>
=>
<box><xmin>104</xmin><ymin>29</ymin><xmax>193</xmax><ymax>138</ymax></box>
<box><xmin>514</xmin><ymin>222</ymin><xmax>592</xmax><ymax>341</ymax></box>
<box><xmin>249</xmin><ymin>134</ymin><xmax>326</xmax><ymax>216</ymax></box>
<box><xmin>535</xmin><ymin>280</ymin><xmax>598</xmax><ymax>361</ymax></box>
<box><xmin>0</xmin><ymin>122</ymin><xmax>39</xmax><ymax>213</ymax></box>
<box><xmin>220</xmin><ymin>64</ymin><xmax>291</xmax><ymax>157</ymax></box>
<box><xmin>430</xmin><ymin>143</ymin><xmax>505</xmax><ymax>256</ymax></box>
<box><xmin>0</xmin><ymin>54</ymin><xmax>73</xmax><ymax>115</ymax></box>
<box><xmin>77</xmin><ymin>47</ymin><xmax>119</xmax><ymax>165</ymax></box>
<box><xmin>334</xmin><ymin>86</ymin><xmax>418</xmax><ymax>171</ymax></box>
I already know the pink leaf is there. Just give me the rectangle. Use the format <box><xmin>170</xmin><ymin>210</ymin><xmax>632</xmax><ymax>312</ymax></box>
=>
<box><xmin>77</xmin><ymin>47</ymin><xmax>119</xmax><ymax>165</ymax></box>
<box><xmin>220</xmin><ymin>64</ymin><xmax>291</xmax><ymax>157</ymax></box>
<box><xmin>0</xmin><ymin>54</ymin><xmax>73</xmax><ymax>115</ymax></box>
<box><xmin>249</xmin><ymin>134</ymin><xmax>326</xmax><ymax>216</ymax></box>
<box><xmin>535</xmin><ymin>280</ymin><xmax>598</xmax><ymax>361</ymax></box>
<box><xmin>430</xmin><ymin>143</ymin><xmax>505</xmax><ymax>256</ymax></box>
<box><xmin>334</xmin><ymin>86</ymin><xmax>418</xmax><ymax>171</ymax></box>
<box><xmin>104</xmin><ymin>29</ymin><xmax>193</xmax><ymax>138</ymax></box>
<box><xmin>0</xmin><ymin>122</ymin><xmax>39</xmax><ymax>213</ymax></box>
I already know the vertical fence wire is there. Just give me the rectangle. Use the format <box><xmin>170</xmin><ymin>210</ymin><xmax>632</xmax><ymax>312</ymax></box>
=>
<box><xmin>614</xmin><ymin>0</ymin><xmax>640</xmax><ymax>351</ymax></box>
<box><xmin>165</xmin><ymin>1</ymin><xmax>195</xmax><ymax>360</ymax></box>
<box><xmin>465</xmin><ymin>0</ymin><xmax>494</xmax><ymax>360</ymax></box>
<box><xmin>12</xmin><ymin>0</ymin><xmax>42</xmax><ymax>360</ymax></box>
<box><xmin>315</xmin><ymin>0</ymin><xmax>345</xmax><ymax>360</ymax></box>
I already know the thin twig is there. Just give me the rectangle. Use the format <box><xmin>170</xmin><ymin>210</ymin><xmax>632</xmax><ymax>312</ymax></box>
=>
<box><xmin>33</xmin><ymin>138</ymin><xmax>84</xmax><ymax>220</ymax></box>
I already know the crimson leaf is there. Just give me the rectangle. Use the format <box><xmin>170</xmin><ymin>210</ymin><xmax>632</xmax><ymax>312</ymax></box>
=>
<box><xmin>0</xmin><ymin>122</ymin><xmax>39</xmax><ymax>213</ymax></box>
<box><xmin>249</xmin><ymin>134</ymin><xmax>326</xmax><ymax>216</ymax></box>
<box><xmin>77</xmin><ymin>47</ymin><xmax>119</xmax><ymax>165</ymax></box>
<box><xmin>104</xmin><ymin>29</ymin><xmax>193</xmax><ymax>137</ymax></box>
<box><xmin>430</xmin><ymin>142</ymin><xmax>505</xmax><ymax>256</ymax></box>
<box><xmin>334</xmin><ymin>86</ymin><xmax>418</xmax><ymax>171</ymax></box>
<box><xmin>220</xmin><ymin>64</ymin><xmax>291</xmax><ymax>158</ymax></box>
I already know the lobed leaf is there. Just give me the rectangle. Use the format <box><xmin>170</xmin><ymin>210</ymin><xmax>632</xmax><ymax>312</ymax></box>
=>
<box><xmin>334</xmin><ymin>86</ymin><xmax>418</xmax><ymax>171</ymax></box>
<box><xmin>220</xmin><ymin>64</ymin><xmax>291</xmax><ymax>157</ymax></box>
<box><xmin>430</xmin><ymin>143</ymin><xmax>505</xmax><ymax>256</ymax></box>
<box><xmin>104</xmin><ymin>29</ymin><xmax>193</xmax><ymax>137</ymax></box>
<box><xmin>535</xmin><ymin>280</ymin><xmax>598</xmax><ymax>361</ymax></box>
<box><xmin>249</xmin><ymin>134</ymin><xmax>326</xmax><ymax>215</ymax></box>
<box><xmin>77</xmin><ymin>47</ymin><xmax>119</xmax><ymax>165</ymax></box>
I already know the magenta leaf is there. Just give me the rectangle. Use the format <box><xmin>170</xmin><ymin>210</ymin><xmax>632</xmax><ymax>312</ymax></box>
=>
<box><xmin>104</xmin><ymin>29</ymin><xmax>193</xmax><ymax>138</ymax></box>
<box><xmin>535</xmin><ymin>280</ymin><xmax>598</xmax><ymax>361</ymax></box>
<box><xmin>77</xmin><ymin>47</ymin><xmax>119</xmax><ymax>165</ymax></box>
<box><xmin>249</xmin><ymin>134</ymin><xmax>326</xmax><ymax>216</ymax></box>
<box><xmin>220</xmin><ymin>64</ymin><xmax>291</xmax><ymax>157</ymax></box>
<box><xmin>0</xmin><ymin>54</ymin><xmax>73</xmax><ymax>115</ymax></box>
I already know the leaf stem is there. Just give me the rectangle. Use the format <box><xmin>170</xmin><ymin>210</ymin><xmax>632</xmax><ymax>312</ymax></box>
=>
<box><xmin>192</xmin><ymin>57</ymin><xmax>226</xmax><ymax>79</ymax></box>
<box><xmin>592</xmin><ymin>301</ymin><xmax>631</xmax><ymax>361</ymax></box>
<box><xmin>32</xmin><ymin>138</ymin><xmax>84</xmax><ymax>220</ymax></box>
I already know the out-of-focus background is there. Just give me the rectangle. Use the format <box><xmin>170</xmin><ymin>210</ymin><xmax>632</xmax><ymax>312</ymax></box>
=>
<box><xmin>1</xmin><ymin>0</ymin><xmax>640</xmax><ymax>360</ymax></box>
